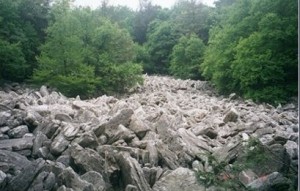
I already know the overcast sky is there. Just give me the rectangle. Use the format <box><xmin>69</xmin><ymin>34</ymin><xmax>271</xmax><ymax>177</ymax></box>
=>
<box><xmin>73</xmin><ymin>0</ymin><xmax>217</xmax><ymax>10</ymax></box>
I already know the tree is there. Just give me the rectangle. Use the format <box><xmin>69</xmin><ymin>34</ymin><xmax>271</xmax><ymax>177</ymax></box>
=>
<box><xmin>171</xmin><ymin>0</ymin><xmax>213</xmax><ymax>43</ymax></box>
<box><xmin>32</xmin><ymin>1</ymin><xmax>143</xmax><ymax>97</ymax></box>
<box><xmin>200</xmin><ymin>0</ymin><xmax>298</xmax><ymax>104</ymax></box>
<box><xmin>145</xmin><ymin>20</ymin><xmax>179</xmax><ymax>74</ymax></box>
<box><xmin>169</xmin><ymin>34</ymin><xmax>206</xmax><ymax>79</ymax></box>
<box><xmin>32</xmin><ymin>1</ymin><xmax>97</xmax><ymax>98</ymax></box>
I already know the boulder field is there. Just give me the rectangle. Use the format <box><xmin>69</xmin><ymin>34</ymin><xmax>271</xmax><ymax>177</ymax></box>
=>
<box><xmin>0</xmin><ymin>75</ymin><xmax>298</xmax><ymax>191</ymax></box>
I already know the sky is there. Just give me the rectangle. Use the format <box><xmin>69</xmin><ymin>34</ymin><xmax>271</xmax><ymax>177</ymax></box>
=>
<box><xmin>73</xmin><ymin>0</ymin><xmax>217</xmax><ymax>10</ymax></box>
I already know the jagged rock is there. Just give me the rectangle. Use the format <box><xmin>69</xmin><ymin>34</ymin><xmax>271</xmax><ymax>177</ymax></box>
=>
<box><xmin>32</xmin><ymin>132</ymin><xmax>48</xmax><ymax>157</ymax></box>
<box><xmin>94</xmin><ymin>108</ymin><xmax>134</xmax><ymax>137</ymax></box>
<box><xmin>75</xmin><ymin>131</ymin><xmax>99</xmax><ymax>149</ymax></box>
<box><xmin>117</xmin><ymin>152</ymin><xmax>152</xmax><ymax>191</ymax></box>
<box><xmin>50</xmin><ymin>133</ymin><xmax>70</xmax><ymax>156</ymax></box>
<box><xmin>70</xmin><ymin>144</ymin><xmax>105</xmax><ymax>174</ymax></box>
<box><xmin>63</xmin><ymin>123</ymin><xmax>79</xmax><ymax>141</ymax></box>
<box><xmin>223</xmin><ymin>108</ymin><xmax>239</xmax><ymax>123</ymax></box>
<box><xmin>107</xmin><ymin>124</ymin><xmax>136</xmax><ymax>144</ymax></box>
<box><xmin>55</xmin><ymin>113</ymin><xmax>72</xmax><ymax>122</ymax></box>
<box><xmin>129</xmin><ymin>116</ymin><xmax>150</xmax><ymax>139</ymax></box>
<box><xmin>34</xmin><ymin>121</ymin><xmax>60</xmax><ymax>139</ymax></box>
<box><xmin>7</xmin><ymin>125</ymin><xmax>29</xmax><ymax>138</ymax></box>
<box><xmin>0</xmin><ymin>75</ymin><xmax>298</xmax><ymax>191</ymax></box>
<box><xmin>284</xmin><ymin>140</ymin><xmax>298</xmax><ymax>159</ymax></box>
<box><xmin>57</xmin><ymin>185</ymin><xmax>74</xmax><ymax>191</ymax></box>
<box><xmin>239</xmin><ymin>169</ymin><xmax>258</xmax><ymax>186</ymax></box>
<box><xmin>125</xmin><ymin>184</ymin><xmax>138</xmax><ymax>191</ymax></box>
<box><xmin>0</xmin><ymin>170</ymin><xmax>7</xmax><ymax>189</ymax></box>
<box><xmin>0</xmin><ymin>111</ymin><xmax>11</xmax><ymax>127</ymax></box>
<box><xmin>57</xmin><ymin>167</ymin><xmax>94</xmax><ymax>191</ymax></box>
<box><xmin>81</xmin><ymin>171</ymin><xmax>106</xmax><ymax>191</ymax></box>
<box><xmin>0</xmin><ymin>137</ymin><xmax>33</xmax><ymax>151</ymax></box>
<box><xmin>247</xmin><ymin>172</ymin><xmax>290</xmax><ymax>191</ymax></box>
<box><xmin>0</xmin><ymin>150</ymin><xmax>31</xmax><ymax>174</ymax></box>
<box><xmin>212</xmin><ymin>142</ymin><xmax>241</xmax><ymax>163</ymax></box>
<box><xmin>152</xmin><ymin>167</ymin><xmax>205</xmax><ymax>191</ymax></box>
<box><xmin>143</xmin><ymin>167</ymin><xmax>157</xmax><ymax>187</ymax></box>
<box><xmin>7</xmin><ymin>158</ymin><xmax>45</xmax><ymax>191</ymax></box>
<box><xmin>197</xmin><ymin>127</ymin><xmax>218</xmax><ymax>139</ymax></box>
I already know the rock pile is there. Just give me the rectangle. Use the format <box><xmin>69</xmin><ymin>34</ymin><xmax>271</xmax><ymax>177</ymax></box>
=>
<box><xmin>0</xmin><ymin>76</ymin><xmax>298</xmax><ymax>191</ymax></box>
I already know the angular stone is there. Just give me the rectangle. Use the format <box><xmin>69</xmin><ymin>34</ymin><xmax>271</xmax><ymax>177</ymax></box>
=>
<box><xmin>57</xmin><ymin>167</ymin><xmax>94</xmax><ymax>191</ymax></box>
<box><xmin>223</xmin><ymin>108</ymin><xmax>239</xmax><ymax>123</ymax></box>
<box><xmin>117</xmin><ymin>152</ymin><xmax>152</xmax><ymax>191</ymax></box>
<box><xmin>152</xmin><ymin>167</ymin><xmax>206</xmax><ymax>191</ymax></box>
<box><xmin>197</xmin><ymin>127</ymin><xmax>218</xmax><ymax>139</ymax></box>
<box><xmin>32</xmin><ymin>132</ymin><xmax>48</xmax><ymax>157</ymax></box>
<box><xmin>0</xmin><ymin>150</ymin><xmax>31</xmax><ymax>174</ymax></box>
<box><xmin>8</xmin><ymin>125</ymin><xmax>29</xmax><ymax>138</ymax></box>
<box><xmin>284</xmin><ymin>140</ymin><xmax>298</xmax><ymax>159</ymax></box>
<box><xmin>81</xmin><ymin>171</ymin><xmax>105</xmax><ymax>191</ymax></box>
<box><xmin>0</xmin><ymin>170</ymin><xmax>7</xmax><ymax>189</ymax></box>
<box><xmin>76</xmin><ymin>131</ymin><xmax>99</xmax><ymax>149</ymax></box>
<box><xmin>50</xmin><ymin>134</ymin><xmax>70</xmax><ymax>156</ymax></box>
<box><xmin>94</xmin><ymin>108</ymin><xmax>134</xmax><ymax>137</ymax></box>
<box><xmin>107</xmin><ymin>124</ymin><xmax>136</xmax><ymax>144</ymax></box>
<box><xmin>0</xmin><ymin>137</ymin><xmax>33</xmax><ymax>151</ymax></box>
<box><xmin>239</xmin><ymin>169</ymin><xmax>258</xmax><ymax>186</ymax></box>
<box><xmin>63</xmin><ymin>123</ymin><xmax>79</xmax><ymax>141</ymax></box>
<box><xmin>70</xmin><ymin>144</ymin><xmax>105</xmax><ymax>174</ymax></box>
<box><xmin>247</xmin><ymin>172</ymin><xmax>290</xmax><ymax>191</ymax></box>
<box><xmin>129</xmin><ymin>116</ymin><xmax>150</xmax><ymax>139</ymax></box>
<box><xmin>55</xmin><ymin>113</ymin><xmax>72</xmax><ymax>122</ymax></box>
<box><xmin>8</xmin><ymin>158</ymin><xmax>46</xmax><ymax>191</ymax></box>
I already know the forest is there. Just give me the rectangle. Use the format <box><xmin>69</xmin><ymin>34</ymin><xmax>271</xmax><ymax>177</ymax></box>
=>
<box><xmin>0</xmin><ymin>0</ymin><xmax>297</xmax><ymax>104</ymax></box>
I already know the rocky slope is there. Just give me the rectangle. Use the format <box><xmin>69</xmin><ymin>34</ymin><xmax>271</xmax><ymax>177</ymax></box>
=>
<box><xmin>0</xmin><ymin>75</ymin><xmax>298</xmax><ymax>191</ymax></box>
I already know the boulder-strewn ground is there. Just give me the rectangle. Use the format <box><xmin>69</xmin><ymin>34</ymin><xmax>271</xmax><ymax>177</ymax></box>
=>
<box><xmin>0</xmin><ymin>75</ymin><xmax>298</xmax><ymax>191</ymax></box>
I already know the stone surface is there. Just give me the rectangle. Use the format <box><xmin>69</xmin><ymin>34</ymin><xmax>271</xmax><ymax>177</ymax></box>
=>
<box><xmin>81</xmin><ymin>171</ymin><xmax>106</xmax><ymax>191</ymax></box>
<box><xmin>117</xmin><ymin>152</ymin><xmax>152</xmax><ymax>191</ymax></box>
<box><xmin>7</xmin><ymin>158</ymin><xmax>46</xmax><ymax>191</ymax></box>
<box><xmin>152</xmin><ymin>167</ymin><xmax>206</xmax><ymax>191</ymax></box>
<box><xmin>57</xmin><ymin>167</ymin><xmax>94</xmax><ymax>191</ymax></box>
<box><xmin>0</xmin><ymin>75</ymin><xmax>298</xmax><ymax>191</ymax></box>
<box><xmin>247</xmin><ymin>172</ymin><xmax>290</xmax><ymax>191</ymax></box>
<box><xmin>8</xmin><ymin>125</ymin><xmax>29</xmax><ymax>138</ymax></box>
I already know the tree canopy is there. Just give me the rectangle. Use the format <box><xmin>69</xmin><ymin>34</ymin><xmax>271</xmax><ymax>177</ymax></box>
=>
<box><xmin>0</xmin><ymin>0</ymin><xmax>297</xmax><ymax>104</ymax></box>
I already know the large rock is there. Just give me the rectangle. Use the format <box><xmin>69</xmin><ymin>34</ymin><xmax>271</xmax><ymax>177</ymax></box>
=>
<box><xmin>81</xmin><ymin>171</ymin><xmax>106</xmax><ymax>191</ymax></box>
<box><xmin>7</xmin><ymin>158</ymin><xmax>46</xmax><ymax>191</ymax></box>
<box><xmin>70</xmin><ymin>144</ymin><xmax>105</xmax><ymax>174</ymax></box>
<box><xmin>247</xmin><ymin>172</ymin><xmax>290</xmax><ymax>191</ymax></box>
<box><xmin>50</xmin><ymin>133</ymin><xmax>70</xmax><ymax>156</ymax></box>
<box><xmin>117</xmin><ymin>152</ymin><xmax>152</xmax><ymax>191</ymax></box>
<box><xmin>0</xmin><ymin>150</ymin><xmax>31</xmax><ymax>173</ymax></box>
<box><xmin>57</xmin><ymin>167</ymin><xmax>94</xmax><ymax>191</ymax></box>
<box><xmin>94</xmin><ymin>108</ymin><xmax>134</xmax><ymax>137</ymax></box>
<box><xmin>0</xmin><ymin>137</ymin><xmax>33</xmax><ymax>152</ymax></box>
<box><xmin>223</xmin><ymin>108</ymin><xmax>239</xmax><ymax>123</ymax></box>
<box><xmin>152</xmin><ymin>167</ymin><xmax>205</xmax><ymax>191</ymax></box>
<box><xmin>7</xmin><ymin>125</ymin><xmax>29</xmax><ymax>138</ymax></box>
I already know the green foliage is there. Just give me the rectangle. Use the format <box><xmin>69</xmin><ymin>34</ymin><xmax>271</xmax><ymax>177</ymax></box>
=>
<box><xmin>146</xmin><ymin>20</ymin><xmax>179</xmax><ymax>74</ymax></box>
<box><xmin>196</xmin><ymin>138</ymin><xmax>296</xmax><ymax>191</ymax></box>
<box><xmin>0</xmin><ymin>39</ymin><xmax>27</xmax><ymax>81</ymax></box>
<box><xmin>32</xmin><ymin>1</ymin><xmax>143</xmax><ymax>97</ymax></box>
<box><xmin>200</xmin><ymin>0</ymin><xmax>298</xmax><ymax>104</ymax></box>
<box><xmin>169</xmin><ymin>34</ymin><xmax>205</xmax><ymax>80</ymax></box>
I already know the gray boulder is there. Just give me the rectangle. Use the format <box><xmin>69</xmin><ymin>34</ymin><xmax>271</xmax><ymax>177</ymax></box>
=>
<box><xmin>117</xmin><ymin>152</ymin><xmax>152</xmax><ymax>191</ymax></box>
<box><xmin>8</xmin><ymin>158</ymin><xmax>46</xmax><ymax>191</ymax></box>
<box><xmin>57</xmin><ymin>167</ymin><xmax>94</xmax><ymax>191</ymax></box>
<box><xmin>152</xmin><ymin>167</ymin><xmax>205</xmax><ymax>191</ymax></box>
